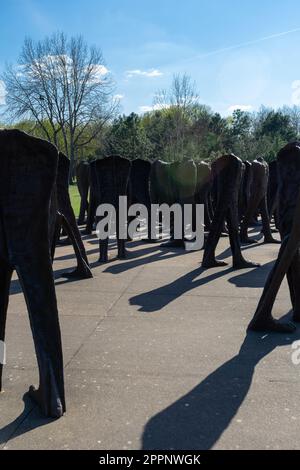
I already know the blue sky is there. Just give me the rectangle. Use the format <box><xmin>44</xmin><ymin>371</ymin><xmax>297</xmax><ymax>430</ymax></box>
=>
<box><xmin>1</xmin><ymin>0</ymin><xmax>300</xmax><ymax>115</ymax></box>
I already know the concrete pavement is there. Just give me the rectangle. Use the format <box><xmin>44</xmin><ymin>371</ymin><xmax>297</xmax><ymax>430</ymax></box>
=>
<box><xmin>1</xmin><ymin>230</ymin><xmax>300</xmax><ymax>450</ymax></box>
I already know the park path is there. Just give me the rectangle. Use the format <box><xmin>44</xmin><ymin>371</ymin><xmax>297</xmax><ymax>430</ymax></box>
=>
<box><xmin>1</xmin><ymin>230</ymin><xmax>300</xmax><ymax>450</ymax></box>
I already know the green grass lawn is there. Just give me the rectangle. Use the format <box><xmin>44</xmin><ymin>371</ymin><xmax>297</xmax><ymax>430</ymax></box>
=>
<box><xmin>69</xmin><ymin>184</ymin><xmax>80</xmax><ymax>217</ymax></box>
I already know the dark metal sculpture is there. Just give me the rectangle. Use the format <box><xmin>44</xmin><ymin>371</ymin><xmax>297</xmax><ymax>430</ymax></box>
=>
<box><xmin>267</xmin><ymin>160</ymin><xmax>279</xmax><ymax>229</ymax></box>
<box><xmin>93</xmin><ymin>155</ymin><xmax>131</xmax><ymax>262</ymax></box>
<box><xmin>76</xmin><ymin>161</ymin><xmax>90</xmax><ymax>225</ymax></box>
<box><xmin>85</xmin><ymin>160</ymin><xmax>98</xmax><ymax>235</ymax></box>
<box><xmin>128</xmin><ymin>159</ymin><xmax>153</xmax><ymax>241</ymax></box>
<box><xmin>202</xmin><ymin>154</ymin><xmax>259</xmax><ymax>269</ymax></box>
<box><xmin>150</xmin><ymin>159</ymin><xmax>197</xmax><ymax>248</ymax></box>
<box><xmin>52</xmin><ymin>152</ymin><xmax>92</xmax><ymax>279</ymax></box>
<box><xmin>193</xmin><ymin>161</ymin><xmax>213</xmax><ymax>232</ymax></box>
<box><xmin>248</xmin><ymin>142</ymin><xmax>300</xmax><ymax>333</ymax></box>
<box><xmin>239</xmin><ymin>161</ymin><xmax>253</xmax><ymax>222</ymax></box>
<box><xmin>0</xmin><ymin>129</ymin><xmax>66</xmax><ymax>418</ymax></box>
<box><xmin>240</xmin><ymin>158</ymin><xmax>279</xmax><ymax>244</ymax></box>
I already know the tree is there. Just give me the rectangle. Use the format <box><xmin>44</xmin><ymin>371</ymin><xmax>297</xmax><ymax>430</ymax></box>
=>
<box><xmin>255</xmin><ymin>108</ymin><xmax>296</xmax><ymax>142</ymax></box>
<box><xmin>108</xmin><ymin>113</ymin><xmax>153</xmax><ymax>160</ymax></box>
<box><xmin>153</xmin><ymin>73</ymin><xmax>200</xmax><ymax>158</ymax></box>
<box><xmin>230</xmin><ymin>109</ymin><xmax>252</xmax><ymax>139</ymax></box>
<box><xmin>2</xmin><ymin>32</ymin><xmax>118</xmax><ymax>181</ymax></box>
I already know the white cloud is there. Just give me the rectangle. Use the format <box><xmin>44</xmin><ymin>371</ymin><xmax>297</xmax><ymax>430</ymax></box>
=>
<box><xmin>126</xmin><ymin>68</ymin><xmax>163</xmax><ymax>78</ymax></box>
<box><xmin>89</xmin><ymin>64</ymin><xmax>109</xmax><ymax>84</ymax></box>
<box><xmin>0</xmin><ymin>80</ymin><xmax>6</xmax><ymax>106</ymax></box>
<box><xmin>291</xmin><ymin>80</ymin><xmax>300</xmax><ymax>105</ymax></box>
<box><xmin>139</xmin><ymin>103</ymin><xmax>168</xmax><ymax>114</ymax></box>
<box><xmin>227</xmin><ymin>104</ymin><xmax>253</xmax><ymax>113</ymax></box>
<box><xmin>114</xmin><ymin>94</ymin><xmax>124</xmax><ymax>100</ymax></box>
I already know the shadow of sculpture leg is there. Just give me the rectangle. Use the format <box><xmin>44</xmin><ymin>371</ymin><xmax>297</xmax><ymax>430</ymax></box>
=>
<box><xmin>15</xmin><ymin>253</ymin><xmax>66</xmax><ymax>418</ymax></box>
<box><xmin>141</xmin><ymin>331</ymin><xmax>298</xmax><ymax>450</ymax></box>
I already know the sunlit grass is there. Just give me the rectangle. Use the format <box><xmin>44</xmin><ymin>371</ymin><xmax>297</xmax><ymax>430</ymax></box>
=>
<box><xmin>69</xmin><ymin>184</ymin><xmax>80</xmax><ymax>217</ymax></box>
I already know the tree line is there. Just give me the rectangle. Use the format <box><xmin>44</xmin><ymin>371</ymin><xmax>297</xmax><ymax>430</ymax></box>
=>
<box><xmin>1</xmin><ymin>32</ymin><xmax>300</xmax><ymax>179</ymax></box>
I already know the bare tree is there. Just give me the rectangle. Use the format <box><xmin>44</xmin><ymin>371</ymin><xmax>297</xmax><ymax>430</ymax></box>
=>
<box><xmin>154</xmin><ymin>73</ymin><xmax>199</xmax><ymax>112</ymax></box>
<box><xmin>2</xmin><ymin>32</ymin><xmax>119</xmax><ymax>180</ymax></box>
<box><xmin>154</xmin><ymin>73</ymin><xmax>199</xmax><ymax>158</ymax></box>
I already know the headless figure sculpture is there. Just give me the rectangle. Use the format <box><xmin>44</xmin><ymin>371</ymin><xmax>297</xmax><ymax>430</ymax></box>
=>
<box><xmin>0</xmin><ymin>129</ymin><xmax>65</xmax><ymax>418</ymax></box>
<box><xmin>162</xmin><ymin>159</ymin><xmax>197</xmax><ymax>249</ymax></box>
<box><xmin>94</xmin><ymin>155</ymin><xmax>131</xmax><ymax>262</ymax></box>
<box><xmin>248</xmin><ymin>142</ymin><xmax>300</xmax><ymax>333</ymax></box>
<box><xmin>150</xmin><ymin>160</ymin><xmax>174</xmax><ymax>240</ymax></box>
<box><xmin>202</xmin><ymin>154</ymin><xmax>259</xmax><ymax>269</ymax></box>
<box><xmin>128</xmin><ymin>159</ymin><xmax>153</xmax><ymax>241</ymax></box>
<box><xmin>52</xmin><ymin>152</ymin><xmax>92</xmax><ymax>279</ymax></box>
<box><xmin>240</xmin><ymin>158</ymin><xmax>279</xmax><ymax>244</ymax></box>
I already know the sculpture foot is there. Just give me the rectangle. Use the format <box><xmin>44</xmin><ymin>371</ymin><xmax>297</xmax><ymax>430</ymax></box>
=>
<box><xmin>28</xmin><ymin>385</ymin><xmax>64</xmax><ymax>419</ymax></box>
<box><xmin>240</xmin><ymin>237</ymin><xmax>258</xmax><ymax>245</ymax></box>
<box><xmin>233</xmin><ymin>259</ymin><xmax>260</xmax><ymax>270</ymax></box>
<box><xmin>248</xmin><ymin>318</ymin><xmax>296</xmax><ymax>333</ymax></box>
<box><xmin>202</xmin><ymin>259</ymin><xmax>228</xmax><ymax>268</ymax></box>
<box><xmin>263</xmin><ymin>237</ymin><xmax>281</xmax><ymax>245</ymax></box>
<box><xmin>61</xmin><ymin>266</ymin><xmax>93</xmax><ymax>279</ymax></box>
<box><xmin>144</xmin><ymin>238</ymin><xmax>159</xmax><ymax>243</ymax></box>
<box><xmin>117</xmin><ymin>250</ymin><xmax>128</xmax><ymax>260</ymax></box>
<box><xmin>161</xmin><ymin>239</ymin><xmax>185</xmax><ymax>249</ymax></box>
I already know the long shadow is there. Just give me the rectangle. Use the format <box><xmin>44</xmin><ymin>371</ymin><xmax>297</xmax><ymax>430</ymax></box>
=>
<box><xmin>217</xmin><ymin>239</ymin><xmax>267</xmax><ymax>261</ymax></box>
<box><xmin>8</xmin><ymin>265</ymin><xmax>91</xmax><ymax>296</ymax></box>
<box><xmin>130</xmin><ymin>266</ymin><xmax>233</xmax><ymax>312</ymax></box>
<box><xmin>142</xmin><ymin>323</ymin><xmax>299</xmax><ymax>450</ymax></box>
<box><xmin>228</xmin><ymin>260</ymin><xmax>275</xmax><ymax>289</ymax></box>
<box><xmin>104</xmin><ymin>245</ymin><xmax>189</xmax><ymax>275</ymax></box>
<box><xmin>54</xmin><ymin>247</ymin><xmax>100</xmax><ymax>262</ymax></box>
<box><xmin>0</xmin><ymin>393</ymin><xmax>54</xmax><ymax>446</ymax></box>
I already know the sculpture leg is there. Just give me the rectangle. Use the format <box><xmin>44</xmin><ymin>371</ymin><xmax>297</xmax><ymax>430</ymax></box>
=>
<box><xmin>117</xmin><ymin>212</ymin><xmax>127</xmax><ymax>259</ymax></box>
<box><xmin>78</xmin><ymin>193</ymin><xmax>88</xmax><ymax>226</ymax></box>
<box><xmin>0</xmin><ymin>259</ymin><xmax>13</xmax><ymax>392</ymax></box>
<box><xmin>60</xmin><ymin>199</ymin><xmax>92</xmax><ymax>279</ymax></box>
<box><xmin>60</xmin><ymin>214</ymin><xmax>92</xmax><ymax>279</ymax></box>
<box><xmin>202</xmin><ymin>206</ymin><xmax>228</xmax><ymax>268</ymax></box>
<box><xmin>286</xmin><ymin>250</ymin><xmax>300</xmax><ymax>322</ymax></box>
<box><xmin>98</xmin><ymin>215</ymin><xmax>110</xmax><ymax>263</ymax></box>
<box><xmin>240</xmin><ymin>194</ymin><xmax>262</xmax><ymax>244</ymax></box>
<box><xmin>226</xmin><ymin>207</ymin><xmax>259</xmax><ymax>270</ymax></box>
<box><xmin>204</xmin><ymin>202</ymin><xmax>212</xmax><ymax>232</ymax></box>
<box><xmin>15</xmin><ymin>255</ymin><xmax>66</xmax><ymax>417</ymax></box>
<box><xmin>248</xmin><ymin>236</ymin><xmax>297</xmax><ymax>333</ymax></box>
<box><xmin>260</xmin><ymin>196</ymin><xmax>280</xmax><ymax>244</ymax></box>
<box><xmin>85</xmin><ymin>197</ymin><xmax>97</xmax><ymax>235</ymax></box>
<box><xmin>99</xmin><ymin>239</ymin><xmax>109</xmax><ymax>263</ymax></box>
<box><xmin>51</xmin><ymin>214</ymin><xmax>62</xmax><ymax>261</ymax></box>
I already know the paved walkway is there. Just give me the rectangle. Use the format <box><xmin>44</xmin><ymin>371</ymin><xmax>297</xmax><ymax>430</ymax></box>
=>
<box><xmin>1</xmin><ymin>229</ymin><xmax>300</xmax><ymax>450</ymax></box>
